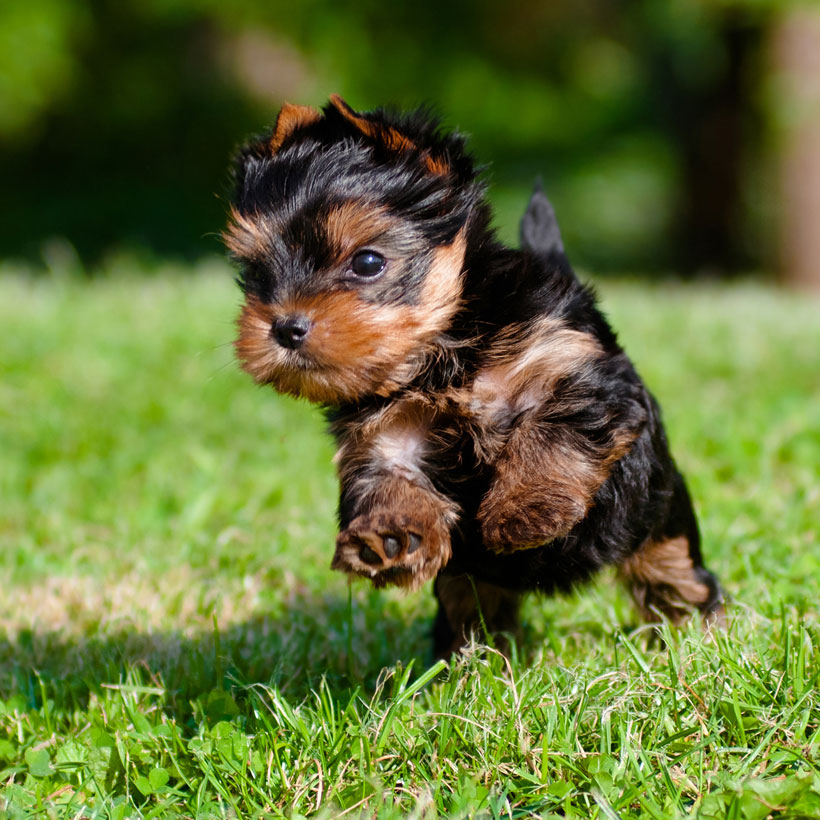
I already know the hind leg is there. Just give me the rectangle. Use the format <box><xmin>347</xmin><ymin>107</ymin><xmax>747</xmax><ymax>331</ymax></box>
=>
<box><xmin>620</xmin><ymin>472</ymin><xmax>723</xmax><ymax>623</ymax></box>
<box><xmin>620</xmin><ymin>535</ymin><xmax>723</xmax><ymax>623</ymax></box>
<box><xmin>433</xmin><ymin>574</ymin><xmax>522</xmax><ymax>658</ymax></box>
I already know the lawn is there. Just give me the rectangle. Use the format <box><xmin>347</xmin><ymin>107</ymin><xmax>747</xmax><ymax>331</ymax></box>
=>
<box><xmin>1</xmin><ymin>261</ymin><xmax>819</xmax><ymax>818</ymax></box>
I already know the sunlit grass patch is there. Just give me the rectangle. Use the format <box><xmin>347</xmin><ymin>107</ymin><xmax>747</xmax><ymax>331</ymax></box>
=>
<box><xmin>1</xmin><ymin>264</ymin><xmax>819</xmax><ymax>818</ymax></box>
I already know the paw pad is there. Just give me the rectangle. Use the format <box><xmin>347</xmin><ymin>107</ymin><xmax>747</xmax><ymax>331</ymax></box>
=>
<box><xmin>347</xmin><ymin>528</ymin><xmax>422</xmax><ymax>568</ymax></box>
<box><xmin>332</xmin><ymin>511</ymin><xmax>451</xmax><ymax>590</ymax></box>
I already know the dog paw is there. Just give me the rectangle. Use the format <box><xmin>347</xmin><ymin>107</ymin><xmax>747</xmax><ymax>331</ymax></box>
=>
<box><xmin>332</xmin><ymin>511</ymin><xmax>451</xmax><ymax>589</ymax></box>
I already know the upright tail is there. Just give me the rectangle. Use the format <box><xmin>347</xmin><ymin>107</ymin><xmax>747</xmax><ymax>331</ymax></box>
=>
<box><xmin>519</xmin><ymin>178</ymin><xmax>565</xmax><ymax>259</ymax></box>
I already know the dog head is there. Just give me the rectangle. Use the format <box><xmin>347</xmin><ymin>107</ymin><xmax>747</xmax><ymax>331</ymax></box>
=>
<box><xmin>225</xmin><ymin>95</ymin><xmax>484</xmax><ymax>404</ymax></box>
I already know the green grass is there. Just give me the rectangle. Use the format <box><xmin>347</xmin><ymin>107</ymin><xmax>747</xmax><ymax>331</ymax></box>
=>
<box><xmin>1</xmin><ymin>261</ymin><xmax>819</xmax><ymax>819</ymax></box>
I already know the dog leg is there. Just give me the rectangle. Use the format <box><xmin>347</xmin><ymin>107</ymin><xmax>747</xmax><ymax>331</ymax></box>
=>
<box><xmin>619</xmin><ymin>535</ymin><xmax>724</xmax><ymax>623</ymax></box>
<box><xmin>620</xmin><ymin>473</ymin><xmax>724</xmax><ymax>623</ymax></box>
<box><xmin>331</xmin><ymin>400</ymin><xmax>459</xmax><ymax>589</ymax></box>
<box><xmin>433</xmin><ymin>574</ymin><xmax>522</xmax><ymax>657</ymax></box>
<box><xmin>465</xmin><ymin>319</ymin><xmax>646</xmax><ymax>554</ymax></box>
<box><xmin>478</xmin><ymin>416</ymin><xmax>637</xmax><ymax>553</ymax></box>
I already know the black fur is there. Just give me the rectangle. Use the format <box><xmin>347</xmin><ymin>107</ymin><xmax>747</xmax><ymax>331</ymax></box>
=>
<box><xmin>520</xmin><ymin>178</ymin><xmax>565</xmax><ymax>258</ymax></box>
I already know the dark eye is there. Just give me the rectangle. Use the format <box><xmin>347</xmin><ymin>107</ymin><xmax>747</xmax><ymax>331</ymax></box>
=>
<box><xmin>350</xmin><ymin>250</ymin><xmax>386</xmax><ymax>278</ymax></box>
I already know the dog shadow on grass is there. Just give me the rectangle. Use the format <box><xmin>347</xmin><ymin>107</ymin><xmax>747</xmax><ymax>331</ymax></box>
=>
<box><xmin>0</xmin><ymin>589</ymin><xmax>436</xmax><ymax>715</ymax></box>
<box><xmin>1</xmin><ymin>575</ymin><xmax>631</xmax><ymax>719</ymax></box>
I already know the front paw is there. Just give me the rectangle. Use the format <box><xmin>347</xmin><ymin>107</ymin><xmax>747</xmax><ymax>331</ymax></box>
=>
<box><xmin>479</xmin><ymin>490</ymin><xmax>586</xmax><ymax>554</ymax></box>
<box><xmin>332</xmin><ymin>511</ymin><xmax>452</xmax><ymax>590</ymax></box>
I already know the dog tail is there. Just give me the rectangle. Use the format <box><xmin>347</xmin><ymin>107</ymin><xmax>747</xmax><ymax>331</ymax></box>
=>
<box><xmin>519</xmin><ymin>177</ymin><xmax>565</xmax><ymax>258</ymax></box>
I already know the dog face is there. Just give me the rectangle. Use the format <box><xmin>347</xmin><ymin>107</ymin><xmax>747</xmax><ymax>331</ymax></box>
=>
<box><xmin>225</xmin><ymin>96</ymin><xmax>482</xmax><ymax>404</ymax></box>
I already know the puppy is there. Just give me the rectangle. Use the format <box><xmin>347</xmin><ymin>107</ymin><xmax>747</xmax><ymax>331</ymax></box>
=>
<box><xmin>225</xmin><ymin>95</ymin><xmax>723</xmax><ymax>657</ymax></box>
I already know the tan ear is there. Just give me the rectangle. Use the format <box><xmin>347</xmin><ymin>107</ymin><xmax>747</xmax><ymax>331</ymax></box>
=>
<box><xmin>269</xmin><ymin>102</ymin><xmax>321</xmax><ymax>152</ymax></box>
<box><xmin>328</xmin><ymin>94</ymin><xmax>449</xmax><ymax>176</ymax></box>
<box><xmin>328</xmin><ymin>94</ymin><xmax>388</xmax><ymax>140</ymax></box>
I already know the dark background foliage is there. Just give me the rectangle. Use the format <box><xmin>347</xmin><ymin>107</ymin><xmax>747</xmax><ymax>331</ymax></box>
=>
<box><xmin>1</xmin><ymin>0</ymin><xmax>817</xmax><ymax>279</ymax></box>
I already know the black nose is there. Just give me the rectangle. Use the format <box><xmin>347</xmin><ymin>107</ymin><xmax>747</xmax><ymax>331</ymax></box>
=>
<box><xmin>272</xmin><ymin>315</ymin><xmax>311</xmax><ymax>350</ymax></box>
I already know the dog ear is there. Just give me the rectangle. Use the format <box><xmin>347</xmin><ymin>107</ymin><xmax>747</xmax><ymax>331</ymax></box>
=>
<box><xmin>269</xmin><ymin>102</ymin><xmax>322</xmax><ymax>152</ymax></box>
<box><xmin>233</xmin><ymin>102</ymin><xmax>321</xmax><ymax>183</ymax></box>
<box><xmin>328</xmin><ymin>94</ymin><xmax>449</xmax><ymax>176</ymax></box>
<box><xmin>225</xmin><ymin>102</ymin><xmax>322</xmax><ymax>227</ymax></box>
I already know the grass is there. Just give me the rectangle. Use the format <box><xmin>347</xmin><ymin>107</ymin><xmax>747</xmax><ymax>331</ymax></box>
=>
<box><xmin>0</xmin><ymin>260</ymin><xmax>819</xmax><ymax>818</ymax></box>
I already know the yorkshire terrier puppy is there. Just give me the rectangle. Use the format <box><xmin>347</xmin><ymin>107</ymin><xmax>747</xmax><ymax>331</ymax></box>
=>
<box><xmin>225</xmin><ymin>95</ymin><xmax>723</xmax><ymax>657</ymax></box>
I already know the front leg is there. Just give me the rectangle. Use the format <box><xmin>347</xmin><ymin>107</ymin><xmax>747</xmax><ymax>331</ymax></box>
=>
<box><xmin>467</xmin><ymin>318</ymin><xmax>647</xmax><ymax>554</ymax></box>
<box><xmin>329</xmin><ymin>401</ymin><xmax>459</xmax><ymax>590</ymax></box>
<box><xmin>479</xmin><ymin>418</ymin><xmax>632</xmax><ymax>552</ymax></box>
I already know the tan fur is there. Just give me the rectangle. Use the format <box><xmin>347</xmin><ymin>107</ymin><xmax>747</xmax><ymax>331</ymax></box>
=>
<box><xmin>422</xmin><ymin>229</ymin><xmax>467</xmax><ymax>315</ymax></box>
<box><xmin>329</xmin><ymin>94</ymin><xmax>450</xmax><ymax>176</ymax></box>
<box><xmin>424</xmin><ymin>153</ymin><xmax>451</xmax><ymax>176</ymax></box>
<box><xmin>234</xmin><ymin>229</ymin><xmax>467</xmax><ymax>404</ymax></box>
<box><xmin>620</xmin><ymin>536</ymin><xmax>712</xmax><ymax>622</ymax></box>
<box><xmin>236</xmin><ymin>292</ymin><xmax>416</xmax><ymax>403</ymax></box>
<box><xmin>466</xmin><ymin>318</ymin><xmax>602</xmax><ymax>451</ymax></box>
<box><xmin>446</xmin><ymin>317</ymin><xmax>604</xmax><ymax>464</ymax></box>
<box><xmin>323</xmin><ymin>201</ymin><xmax>397</xmax><ymax>262</ymax></box>
<box><xmin>334</xmin><ymin>398</ymin><xmax>438</xmax><ymax>485</ymax></box>
<box><xmin>373</xmin><ymin>230</ymin><xmax>467</xmax><ymax>396</ymax></box>
<box><xmin>223</xmin><ymin>206</ymin><xmax>268</xmax><ymax>259</ymax></box>
<box><xmin>478</xmin><ymin>419</ymin><xmax>635</xmax><ymax>551</ymax></box>
<box><xmin>330</xmin><ymin>94</ymin><xmax>414</xmax><ymax>148</ymax></box>
<box><xmin>269</xmin><ymin>102</ymin><xmax>321</xmax><ymax>152</ymax></box>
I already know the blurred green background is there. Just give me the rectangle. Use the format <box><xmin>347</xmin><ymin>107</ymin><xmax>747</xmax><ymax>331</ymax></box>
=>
<box><xmin>1</xmin><ymin>0</ymin><xmax>819</xmax><ymax>281</ymax></box>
